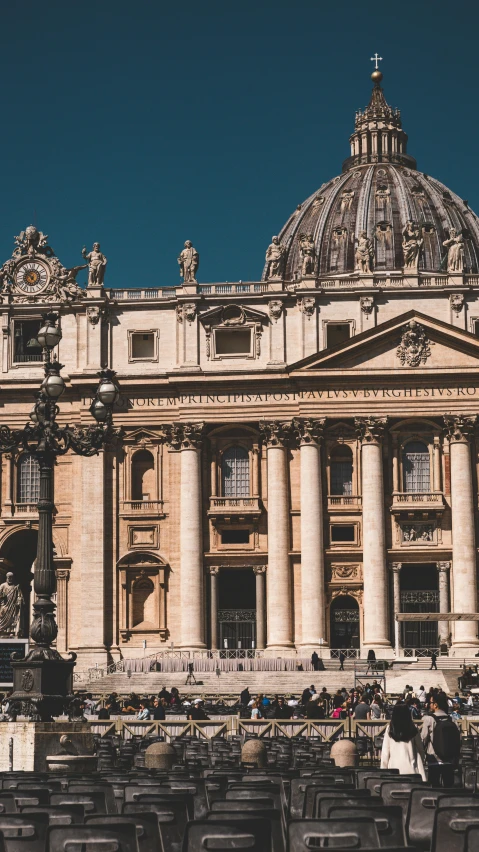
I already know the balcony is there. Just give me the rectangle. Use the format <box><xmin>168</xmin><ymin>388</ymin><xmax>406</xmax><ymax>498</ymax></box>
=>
<box><xmin>208</xmin><ymin>497</ymin><xmax>261</xmax><ymax>521</ymax></box>
<box><xmin>328</xmin><ymin>495</ymin><xmax>362</xmax><ymax>512</ymax></box>
<box><xmin>390</xmin><ymin>491</ymin><xmax>446</xmax><ymax>517</ymax></box>
<box><xmin>120</xmin><ymin>500</ymin><xmax>164</xmax><ymax>517</ymax></box>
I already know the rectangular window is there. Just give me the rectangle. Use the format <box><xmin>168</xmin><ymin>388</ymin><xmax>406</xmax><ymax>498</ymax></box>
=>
<box><xmin>130</xmin><ymin>332</ymin><xmax>156</xmax><ymax>360</ymax></box>
<box><xmin>221</xmin><ymin>529</ymin><xmax>250</xmax><ymax>545</ymax></box>
<box><xmin>326</xmin><ymin>324</ymin><xmax>351</xmax><ymax>349</ymax></box>
<box><xmin>472</xmin><ymin>320</ymin><xmax>479</xmax><ymax>337</ymax></box>
<box><xmin>215</xmin><ymin>329</ymin><xmax>252</xmax><ymax>356</ymax></box>
<box><xmin>13</xmin><ymin>320</ymin><xmax>42</xmax><ymax>363</ymax></box>
<box><xmin>331</xmin><ymin>525</ymin><xmax>355</xmax><ymax>542</ymax></box>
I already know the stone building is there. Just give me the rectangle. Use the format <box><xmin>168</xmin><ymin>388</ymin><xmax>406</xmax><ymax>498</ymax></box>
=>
<box><xmin>1</xmin><ymin>69</ymin><xmax>479</xmax><ymax>666</ymax></box>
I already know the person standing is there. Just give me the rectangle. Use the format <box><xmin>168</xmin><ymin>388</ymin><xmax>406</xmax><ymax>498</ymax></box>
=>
<box><xmin>381</xmin><ymin>703</ymin><xmax>427</xmax><ymax>780</ymax></box>
<box><xmin>311</xmin><ymin>651</ymin><xmax>319</xmax><ymax>671</ymax></box>
<box><xmin>421</xmin><ymin>691</ymin><xmax>461</xmax><ymax>787</ymax></box>
<box><xmin>430</xmin><ymin>651</ymin><xmax>438</xmax><ymax>670</ymax></box>
<box><xmin>339</xmin><ymin>651</ymin><xmax>346</xmax><ymax>671</ymax></box>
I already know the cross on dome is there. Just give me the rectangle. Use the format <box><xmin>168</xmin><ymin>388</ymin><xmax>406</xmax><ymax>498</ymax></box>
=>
<box><xmin>370</xmin><ymin>53</ymin><xmax>383</xmax><ymax>70</ymax></box>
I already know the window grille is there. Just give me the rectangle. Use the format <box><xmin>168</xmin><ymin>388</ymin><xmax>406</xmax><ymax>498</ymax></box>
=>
<box><xmin>402</xmin><ymin>440</ymin><xmax>430</xmax><ymax>492</ymax></box>
<box><xmin>222</xmin><ymin>447</ymin><xmax>250</xmax><ymax>497</ymax></box>
<box><xmin>18</xmin><ymin>454</ymin><xmax>40</xmax><ymax>503</ymax></box>
<box><xmin>330</xmin><ymin>460</ymin><xmax>353</xmax><ymax>495</ymax></box>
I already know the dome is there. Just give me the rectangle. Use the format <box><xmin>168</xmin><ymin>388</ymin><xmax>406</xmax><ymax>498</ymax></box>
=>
<box><xmin>263</xmin><ymin>73</ymin><xmax>479</xmax><ymax>280</ymax></box>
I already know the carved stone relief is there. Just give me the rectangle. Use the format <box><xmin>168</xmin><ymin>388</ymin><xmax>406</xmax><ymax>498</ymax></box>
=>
<box><xmin>401</xmin><ymin>523</ymin><xmax>436</xmax><ymax>545</ymax></box>
<box><xmin>297</xmin><ymin>296</ymin><xmax>316</xmax><ymax>318</ymax></box>
<box><xmin>396</xmin><ymin>320</ymin><xmax>431</xmax><ymax>367</ymax></box>
<box><xmin>450</xmin><ymin>293</ymin><xmax>464</xmax><ymax>313</ymax></box>
<box><xmin>360</xmin><ymin>296</ymin><xmax>374</xmax><ymax>315</ymax></box>
<box><xmin>268</xmin><ymin>300</ymin><xmax>283</xmax><ymax>322</ymax></box>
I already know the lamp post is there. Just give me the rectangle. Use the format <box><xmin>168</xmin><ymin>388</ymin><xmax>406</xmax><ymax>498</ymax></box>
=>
<box><xmin>0</xmin><ymin>311</ymin><xmax>121</xmax><ymax>721</ymax></box>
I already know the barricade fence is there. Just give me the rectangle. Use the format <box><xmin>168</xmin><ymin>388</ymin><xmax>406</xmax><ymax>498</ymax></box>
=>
<box><xmin>87</xmin><ymin>716</ymin><xmax>479</xmax><ymax>741</ymax></box>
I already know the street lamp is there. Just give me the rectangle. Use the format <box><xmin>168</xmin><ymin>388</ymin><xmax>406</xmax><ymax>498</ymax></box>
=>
<box><xmin>0</xmin><ymin>311</ymin><xmax>121</xmax><ymax>721</ymax></box>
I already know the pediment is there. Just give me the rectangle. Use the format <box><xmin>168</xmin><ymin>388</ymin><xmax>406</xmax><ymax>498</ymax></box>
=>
<box><xmin>199</xmin><ymin>303</ymin><xmax>268</xmax><ymax>327</ymax></box>
<box><xmin>123</xmin><ymin>428</ymin><xmax>164</xmax><ymax>445</ymax></box>
<box><xmin>291</xmin><ymin>311</ymin><xmax>479</xmax><ymax>374</ymax></box>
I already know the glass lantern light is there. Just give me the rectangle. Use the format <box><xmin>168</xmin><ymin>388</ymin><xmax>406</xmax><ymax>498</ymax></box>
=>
<box><xmin>37</xmin><ymin>313</ymin><xmax>62</xmax><ymax>350</ymax></box>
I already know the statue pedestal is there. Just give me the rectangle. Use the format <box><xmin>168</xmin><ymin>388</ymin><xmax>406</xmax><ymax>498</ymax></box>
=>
<box><xmin>0</xmin><ymin>638</ymin><xmax>28</xmax><ymax>688</ymax></box>
<box><xmin>0</xmin><ymin>722</ymin><xmax>94</xmax><ymax>771</ymax></box>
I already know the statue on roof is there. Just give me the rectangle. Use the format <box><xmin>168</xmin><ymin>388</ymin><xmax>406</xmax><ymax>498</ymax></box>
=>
<box><xmin>402</xmin><ymin>221</ymin><xmax>423</xmax><ymax>270</ymax></box>
<box><xmin>298</xmin><ymin>233</ymin><xmax>316</xmax><ymax>277</ymax></box>
<box><xmin>355</xmin><ymin>231</ymin><xmax>374</xmax><ymax>274</ymax></box>
<box><xmin>82</xmin><ymin>242</ymin><xmax>107</xmax><ymax>287</ymax></box>
<box><xmin>443</xmin><ymin>228</ymin><xmax>465</xmax><ymax>274</ymax></box>
<box><xmin>178</xmin><ymin>240</ymin><xmax>199</xmax><ymax>283</ymax></box>
<box><xmin>265</xmin><ymin>236</ymin><xmax>286</xmax><ymax>279</ymax></box>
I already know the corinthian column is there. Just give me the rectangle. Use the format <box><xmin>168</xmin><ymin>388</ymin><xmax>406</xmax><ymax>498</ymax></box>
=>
<box><xmin>390</xmin><ymin>562</ymin><xmax>402</xmax><ymax>657</ymax></box>
<box><xmin>355</xmin><ymin>417</ymin><xmax>391</xmax><ymax>650</ymax></box>
<box><xmin>253</xmin><ymin>566</ymin><xmax>266</xmax><ymax>649</ymax></box>
<box><xmin>437</xmin><ymin>561</ymin><xmax>451</xmax><ymax>647</ymax></box>
<box><xmin>293</xmin><ymin>417</ymin><xmax>327</xmax><ymax>651</ymax></box>
<box><xmin>444</xmin><ymin>416</ymin><xmax>479</xmax><ymax>649</ymax></box>
<box><xmin>164</xmin><ymin>422</ymin><xmax>206</xmax><ymax>649</ymax></box>
<box><xmin>260</xmin><ymin>421</ymin><xmax>294</xmax><ymax>649</ymax></box>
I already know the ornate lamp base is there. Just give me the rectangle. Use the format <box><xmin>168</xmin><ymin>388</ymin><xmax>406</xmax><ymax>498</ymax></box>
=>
<box><xmin>10</xmin><ymin>654</ymin><xmax>76</xmax><ymax>722</ymax></box>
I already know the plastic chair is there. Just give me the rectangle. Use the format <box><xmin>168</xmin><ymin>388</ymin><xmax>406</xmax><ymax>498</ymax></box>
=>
<box><xmin>465</xmin><ymin>824</ymin><xmax>479</xmax><ymax>851</ymax></box>
<box><xmin>432</xmin><ymin>805</ymin><xmax>479</xmax><ymax>852</ymax></box>
<box><xmin>380</xmin><ymin>781</ymin><xmax>429</xmax><ymax>820</ymax></box>
<box><xmin>289</xmin><ymin>778</ymin><xmax>354</xmax><ymax>819</ymax></box>
<box><xmin>122</xmin><ymin>796</ymin><xmax>189</xmax><ymax>852</ymax></box>
<box><xmin>406</xmin><ymin>788</ymin><xmax>462</xmax><ymax>848</ymax></box>
<box><xmin>314</xmin><ymin>792</ymin><xmax>374</xmax><ymax>819</ymax></box>
<box><xmin>367</xmin><ymin>775</ymin><xmax>422</xmax><ymax>796</ymax></box>
<box><xmin>329</xmin><ymin>805</ymin><xmax>406</xmax><ymax>849</ymax></box>
<box><xmin>67</xmin><ymin>785</ymin><xmax>117</xmax><ymax>815</ymax></box>
<box><xmin>47</xmin><ymin>823</ymin><xmax>139</xmax><ymax>852</ymax></box>
<box><xmin>0</xmin><ymin>812</ymin><xmax>49</xmax><ymax>852</ymax></box>
<box><xmin>183</xmin><ymin>818</ymin><xmax>271</xmax><ymax>852</ymax></box>
<box><xmin>86</xmin><ymin>813</ymin><xmax>161</xmax><ymax>852</ymax></box>
<box><xmin>19</xmin><ymin>806</ymin><xmax>85</xmax><ymax>826</ymax></box>
<box><xmin>356</xmin><ymin>770</ymin><xmax>400</xmax><ymax>789</ymax></box>
<box><xmin>288</xmin><ymin>817</ymin><xmax>381</xmax><ymax>850</ymax></box>
<box><xmin>206</xmin><ymin>808</ymin><xmax>284</xmax><ymax>852</ymax></box>
<box><xmin>49</xmin><ymin>792</ymin><xmax>108</xmax><ymax>816</ymax></box>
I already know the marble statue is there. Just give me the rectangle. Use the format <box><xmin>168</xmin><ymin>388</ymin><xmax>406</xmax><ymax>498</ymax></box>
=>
<box><xmin>82</xmin><ymin>243</ymin><xmax>107</xmax><ymax>286</ymax></box>
<box><xmin>265</xmin><ymin>236</ymin><xmax>286</xmax><ymax>279</ymax></box>
<box><xmin>443</xmin><ymin>228</ymin><xmax>465</xmax><ymax>273</ymax></box>
<box><xmin>14</xmin><ymin>226</ymin><xmax>49</xmax><ymax>258</ymax></box>
<box><xmin>0</xmin><ymin>572</ymin><xmax>25</xmax><ymax>637</ymax></box>
<box><xmin>178</xmin><ymin>241</ymin><xmax>199</xmax><ymax>283</ymax></box>
<box><xmin>402</xmin><ymin>221</ymin><xmax>423</xmax><ymax>270</ymax></box>
<box><xmin>355</xmin><ymin>231</ymin><xmax>374</xmax><ymax>273</ymax></box>
<box><xmin>298</xmin><ymin>233</ymin><xmax>316</xmax><ymax>277</ymax></box>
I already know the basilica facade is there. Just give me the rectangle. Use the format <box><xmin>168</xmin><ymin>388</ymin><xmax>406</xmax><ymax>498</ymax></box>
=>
<box><xmin>1</xmin><ymin>69</ymin><xmax>479</xmax><ymax>667</ymax></box>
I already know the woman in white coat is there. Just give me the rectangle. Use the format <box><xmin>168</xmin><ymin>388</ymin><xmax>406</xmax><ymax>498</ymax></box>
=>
<box><xmin>381</xmin><ymin>702</ymin><xmax>427</xmax><ymax>781</ymax></box>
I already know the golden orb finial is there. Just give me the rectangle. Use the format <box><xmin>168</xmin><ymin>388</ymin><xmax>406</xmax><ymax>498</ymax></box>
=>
<box><xmin>371</xmin><ymin>69</ymin><xmax>383</xmax><ymax>84</ymax></box>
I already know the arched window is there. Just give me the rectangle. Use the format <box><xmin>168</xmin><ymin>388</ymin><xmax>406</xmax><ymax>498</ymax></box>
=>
<box><xmin>17</xmin><ymin>454</ymin><xmax>40</xmax><ymax>504</ymax></box>
<box><xmin>131</xmin><ymin>450</ymin><xmax>155</xmax><ymax>501</ymax></box>
<box><xmin>402</xmin><ymin>440</ymin><xmax>430</xmax><ymax>492</ymax></box>
<box><xmin>330</xmin><ymin>445</ymin><xmax>353</xmax><ymax>496</ymax></box>
<box><xmin>222</xmin><ymin>446</ymin><xmax>250</xmax><ymax>497</ymax></box>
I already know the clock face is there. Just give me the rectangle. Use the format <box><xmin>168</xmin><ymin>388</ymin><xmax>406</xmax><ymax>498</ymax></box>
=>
<box><xmin>15</xmin><ymin>260</ymin><xmax>49</xmax><ymax>294</ymax></box>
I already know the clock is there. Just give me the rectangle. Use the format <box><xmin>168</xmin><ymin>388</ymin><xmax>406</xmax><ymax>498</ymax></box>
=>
<box><xmin>15</xmin><ymin>260</ymin><xmax>49</xmax><ymax>294</ymax></box>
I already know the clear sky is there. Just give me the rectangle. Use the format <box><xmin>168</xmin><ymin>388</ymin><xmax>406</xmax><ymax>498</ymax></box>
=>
<box><xmin>0</xmin><ymin>0</ymin><xmax>477</xmax><ymax>288</ymax></box>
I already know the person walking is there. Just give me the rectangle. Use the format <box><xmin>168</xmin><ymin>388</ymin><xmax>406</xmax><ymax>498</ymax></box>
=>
<box><xmin>430</xmin><ymin>651</ymin><xmax>438</xmax><ymax>670</ymax></box>
<box><xmin>339</xmin><ymin>651</ymin><xmax>346</xmax><ymax>671</ymax></box>
<box><xmin>421</xmin><ymin>691</ymin><xmax>461</xmax><ymax>787</ymax></box>
<box><xmin>381</xmin><ymin>703</ymin><xmax>427</xmax><ymax>780</ymax></box>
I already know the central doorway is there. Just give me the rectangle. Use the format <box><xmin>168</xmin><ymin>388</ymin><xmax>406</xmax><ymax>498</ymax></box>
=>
<box><xmin>400</xmin><ymin>563</ymin><xmax>439</xmax><ymax>650</ymax></box>
<box><xmin>330</xmin><ymin>595</ymin><xmax>360</xmax><ymax>649</ymax></box>
<box><xmin>218</xmin><ymin>568</ymin><xmax>256</xmax><ymax>653</ymax></box>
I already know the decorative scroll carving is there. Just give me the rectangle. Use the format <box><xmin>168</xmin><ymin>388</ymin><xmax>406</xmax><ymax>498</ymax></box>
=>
<box><xmin>291</xmin><ymin>417</ymin><xmax>326</xmax><ymax>446</ymax></box>
<box><xmin>330</xmin><ymin>564</ymin><xmax>361</xmax><ymax>581</ymax></box>
<box><xmin>297</xmin><ymin>297</ymin><xmax>316</xmax><ymax>318</ymax></box>
<box><xmin>449</xmin><ymin>293</ymin><xmax>464</xmax><ymax>313</ymax></box>
<box><xmin>259</xmin><ymin>420</ymin><xmax>294</xmax><ymax>448</ymax></box>
<box><xmin>183</xmin><ymin>303</ymin><xmax>196</xmax><ymax>323</ymax></box>
<box><xmin>268</xmin><ymin>300</ymin><xmax>283</xmax><ymax>322</ymax></box>
<box><xmin>218</xmin><ymin>609</ymin><xmax>256</xmax><ymax>622</ymax></box>
<box><xmin>396</xmin><ymin>320</ymin><xmax>431</xmax><ymax>367</ymax></box>
<box><xmin>86</xmin><ymin>306</ymin><xmax>102</xmax><ymax>325</ymax></box>
<box><xmin>360</xmin><ymin>295</ymin><xmax>374</xmax><ymax>314</ymax></box>
<box><xmin>355</xmin><ymin>416</ymin><xmax>388</xmax><ymax>444</ymax></box>
<box><xmin>443</xmin><ymin>414</ymin><xmax>477</xmax><ymax>443</ymax></box>
<box><xmin>161</xmin><ymin>422</ymin><xmax>205</xmax><ymax>450</ymax></box>
<box><xmin>253</xmin><ymin>566</ymin><xmax>266</xmax><ymax>575</ymax></box>
<box><xmin>437</xmin><ymin>561</ymin><xmax>451</xmax><ymax>573</ymax></box>
<box><xmin>389</xmin><ymin>562</ymin><xmax>402</xmax><ymax>573</ymax></box>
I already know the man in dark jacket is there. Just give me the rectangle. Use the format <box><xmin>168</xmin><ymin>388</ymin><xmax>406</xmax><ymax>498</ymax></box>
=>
<box><xmin>311</xmin><ymin>651</ymin><xmax>319</xmax><ymax>671</ymax></box>
<box><xmin>240</xmin><ymin>687</ymin><xmax>251</xmax><ymax>707</ymax></box>
<box><xmin>274</xmin><ymin>696</ymin><xmax>293</xmax><ymax>719</ymax></box>
<box><xmin>306</xmin><ymin>695</ymin><xmax>325</xmax><ymax>719</ymax></box>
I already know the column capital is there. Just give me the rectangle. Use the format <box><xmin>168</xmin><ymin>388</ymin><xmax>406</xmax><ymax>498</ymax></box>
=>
<box><xmin>437</xmin><ymin>561</ymin><xmax>451</xmax><ymax>573</ymax></box>
<box><xmin>259</xmin><ymin>420</ymin><xmax>294</xmax><ymax>448</ymax></box>
<box><xmin>389</xmin><ymin>562</ymin><xmax>402</xmax><ymax>573</ymax></box>
<box><xmin>444</xmin><ymin>414</ymin><xmax>477</xmax><ymax>444</ymax></box>
<box><xmin>253</xmin><ymin>565</ymin><xmax>266</xmax><ymax>575</ymax></box>
<box><xmin>292</xmin><ymin>417</ymin><xmax>326</xmax><ymax>446</ymax></box>
<box><xmin>161</xmin><ymin>421</ymin><xmax>205</xmax><ymax>450</ymax></box>
<box><xmin>355</xmin><ymin>416</ymin><xmax>388</xmax><ymax>445</ymax></box>
<box><xmin>55</xmin><ymin>569</ymin><xmax>70</xmax><ymax>581</ymax></box>
<box><xmin>208</xmin><ymin>566</ymin><xmax>220</xmax><ymax>575</ymax></box>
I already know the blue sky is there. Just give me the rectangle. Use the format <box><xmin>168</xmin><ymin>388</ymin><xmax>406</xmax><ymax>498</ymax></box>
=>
<box><xmin>0</xmin><ymin>0</ymin><xmax>477</xmax><ymax>287</ymax></box>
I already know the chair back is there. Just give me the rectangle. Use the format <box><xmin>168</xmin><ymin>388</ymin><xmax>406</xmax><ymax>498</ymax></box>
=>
<box><xmin>432</xmin><ymin>805</ymin><xmax>479</xmax><ymax>852</ymax></box>
<box><xmin>288</xmin><ymin>817</ymin><xmax>380</xmax><ymax>850</ymax></box>
<box><xmin>86</xmin><ymin>813</ymin><xmax>161</xmax><ymax>852</ymax></box>
<box><xmin>47</xmin><ymin>823</ymin><xmax>139</xmax><ymax>852</ymax></box>
<box><xmin>0</xmin><ymin>813</ymin><xmax>49</xmax><ymax>852</ymax></box>
<box><xmin>329</xmin><ymin>805</ymin><xmax>406</xmax><ymax>848</ymax></box>
<box><xmin>19</xmin><ymin>806</ymin><xmax>85</xmax><ymax>826</ymax></box>
<box><xmin>183</xmin><ymin>818</ymin><xmax>271</xmax><ymax>852</ymax></box>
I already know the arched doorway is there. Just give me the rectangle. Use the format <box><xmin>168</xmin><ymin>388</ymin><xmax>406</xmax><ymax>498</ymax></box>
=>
<box><xmin>330</xmin><ymin>594</ymin><xmax>360</xmax><ymax>649</ymax></box>
<box><xmin>0</xmin><ymin>528</ymin><xmax>37</xmax><ymax>637</ymax></box>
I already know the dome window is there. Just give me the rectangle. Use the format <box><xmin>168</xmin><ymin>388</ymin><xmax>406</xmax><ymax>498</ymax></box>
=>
<box><xmin>422</xmin><ymin>223</ymin><xmax>435</xmax><ymax>234</ymax></box>
<box><xmin>442</xmin><ymin>191</ymin><xmax>452</xmax><ymax>201</ymax></box>
<box><xmin>411</xmin><ymin>185</ymin><xmax>424</xmax><ymax>197</ymax></box>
